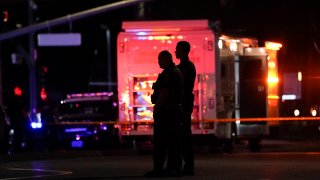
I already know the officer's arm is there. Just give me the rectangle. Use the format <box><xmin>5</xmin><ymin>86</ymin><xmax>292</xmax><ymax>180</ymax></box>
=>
<box><xmin>155</xmin><ymin>88</ymin><xmax>169</xmax><ymax>108</ymax></box>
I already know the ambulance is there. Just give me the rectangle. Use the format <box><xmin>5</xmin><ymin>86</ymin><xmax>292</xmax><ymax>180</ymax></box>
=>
<box><xmin>116</xmin><ymin>19</ymin><xmax>281</xmax><ymax>152</ymax></box>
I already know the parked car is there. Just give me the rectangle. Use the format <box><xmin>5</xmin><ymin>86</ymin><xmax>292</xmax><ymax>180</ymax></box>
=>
<box><xmin>53</xmin><ymin>92</ymin><xmax>119</xmax><ymax>149</ymax></box>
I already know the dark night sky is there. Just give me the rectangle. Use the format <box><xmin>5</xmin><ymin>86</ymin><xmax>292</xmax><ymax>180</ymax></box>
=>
<box><xmin>1</xmin><ymin>0</ymin><xmax>320</xmax><ymax>104</ymax></box>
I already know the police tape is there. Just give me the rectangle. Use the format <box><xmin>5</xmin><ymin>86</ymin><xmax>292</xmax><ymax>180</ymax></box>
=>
<box><xmin>50</xmin><ymin>116</ymin><xmax>320</xmax><ymax>125</ymax></box>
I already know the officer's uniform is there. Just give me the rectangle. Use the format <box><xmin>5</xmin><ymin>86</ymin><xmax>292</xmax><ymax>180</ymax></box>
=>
<box><xmin>177</xmin><ymin>57</ymin><xmax>196</xmax><ymax>173</ymax></box>
<box><xmin>151</xmin><ymin>62</ymin><xmax>184</xmax><ymax>174</ymax></box>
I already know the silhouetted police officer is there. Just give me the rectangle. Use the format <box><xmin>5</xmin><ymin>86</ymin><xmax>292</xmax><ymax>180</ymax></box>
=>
<box><xmin>175</xmin><ymin>41</ymin><xmax>196</xmax><ymax>176</ymax></box>
<box><xmin>145</xmin><ymin>50</ymin><xmax>184</xmax><ymax>177</ymax></box>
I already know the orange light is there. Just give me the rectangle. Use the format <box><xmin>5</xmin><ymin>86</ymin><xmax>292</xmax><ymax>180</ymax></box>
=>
<box><xmin>267</xmin><ymin>76</ymin><xmax>279</xmax><ymax>83</ymax></box>
<box><xmin>268</xmin><ymin>61</ymin><xmax>276</xmax><ymax>68</ymax></box>
<box><xmin>265</xmin><ymin>41</ymin><xmax>282</xmax><ymax>50</ymax></box>
<box><xmin>268</xmin><ymin>95</ymin><xmax>279</xmax><ymax>99</ymax></box>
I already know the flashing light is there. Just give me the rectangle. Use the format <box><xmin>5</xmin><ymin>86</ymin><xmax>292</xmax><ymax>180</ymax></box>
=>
<box><xmin>137</xmin><ymin>32</ymin><xmax>147</xmax><ymax>36</ymax></box>
<box><xmin>218</xmin><ymin>39</ymin><xmax>223</xmax><ymax>49</ymax></box>
<box><xmin>66</xmin><ymin>92</ymin><xmax>113</xmax><ymax>99</ymax></box>
<box><xmin>65</xmin><ymin>128</ymin><xmax>87</xmax><ymax>133</ymax></box>
<box><xmin>121</xmin><ymin>92</ymin><xmax>130</xmax><ymax>106</ymax></box>
<box><xmin>9</xmin><ymin>129</ymin><xmax>14</xmax><ymax>135</ymax></box>
<box><xmin>40</xmin><ymin>88</ymin><xmax>47</xmax><ymax>100</ymax></box>
<box><xmin>268</xmin><ymin>95</ymin><xmax>279</xmax><ymax>99</ymax></box>
<box><xmin>126</xmin><ymin>28</ymin><xmax>181</xmax><ymax>33</ymax></box>
<box><xmin>311</xmin><ymin>109</ymin><xmax>317</xmax><ymax>117</ymax></box>
<box><xmin>268</xmin><ymin>61</ymin><xmax>276</xmax><ymax>68</ymax></box>
<box><xmin>135</xmin><ymin>35</ymin><xmax>184</xmax><ymax>41</ymax></box>
<box><xmin>282</xmin><ymin>94</ymin><xmax>297</xmax><ymax>100</ymax></box>
<box><xmin>36</xmin><ymin>112</ymin><xmax>41</xmax><ymax>121</ymax></box>
<box><xmin>230</xmin><ymin>42</ymin><xmax>237</xmax><ymax>52</ymax></box>
<box><xmin>100</xmin><ymin>125</ymin><xmax>108</xmax><ymax>131</ymax></box>
<box><xmin>267</xmin><ymin>76</ymin><xmax>279</xmax><ymax>83</ymax></box>
<box><xmin>265</xmin><ymin>41</ymin><xmax>282</xmax><ymax>50</ymax></box>
<box><xmin>31</xmin><ymin>122</ymin><xmax>42</xmax><ymax>129</ymax></box>
<box><xmin>298</xmin><ymin>71</ymin><xmax>302</xmax><ymax>81</ymax></box>
<box><xmin>294</xmin><ymin>109</ymin><xmax>300</xmax><ymax>117</ymax></box>
<box><xmin>14</xmin><ymin>86</ymin><xmax>22</xmax><ymax>96</ymax></box>
<box><xmin>76</xmin><ymin>134</ymin><xmax>81</xmax><ymax>141</ymax></box>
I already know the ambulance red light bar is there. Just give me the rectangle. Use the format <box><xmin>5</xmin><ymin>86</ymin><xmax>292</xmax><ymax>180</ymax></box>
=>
<box><xmin>136</xmin><ymin>35</ymin><xmax>184</xmax><ymax>41</ymax></box>
<box><xmin>126</xmin><ymin>28</ymin><xmax>181</xmax><ymax>33</ymax></box>
<box><xmin>122</xmin><ymin>19</ymin><xmax>210</xmax><ymax>32</ymax></box>
<box><xmin>66</xmin><ymin>92</ymin><xmax>113</xmax><ymax>99</ymax></box>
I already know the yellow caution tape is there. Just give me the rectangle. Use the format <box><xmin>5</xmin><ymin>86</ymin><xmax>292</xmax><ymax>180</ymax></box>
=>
<box><xmin>50</xmin><ymin>116</ymin><xmax>320</xmax><ymax>125</ymax></box>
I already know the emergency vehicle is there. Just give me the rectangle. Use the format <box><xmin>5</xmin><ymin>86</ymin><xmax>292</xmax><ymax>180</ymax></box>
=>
<box><xmin>117</xmin><ymin>19</ymin><xmax>281</xmax><ymax>152</ymax></box>
<box><xmin>53</xmin><ymin>92</ymin><xmax>119</xmax><ymax>149</ymax></box>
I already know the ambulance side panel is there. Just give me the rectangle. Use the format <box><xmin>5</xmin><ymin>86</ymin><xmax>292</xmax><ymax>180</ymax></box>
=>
<box><xmin>117</xmin><ymin>30</ymin><xmax>217</xmax><ymax>136</ymax></box>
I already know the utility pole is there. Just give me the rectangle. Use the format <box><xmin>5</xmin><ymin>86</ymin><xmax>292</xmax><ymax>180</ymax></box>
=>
<box><xmin>28</xmin><ymin>0</ymin><xmax>37</xmax><ymax>122</ymax></box>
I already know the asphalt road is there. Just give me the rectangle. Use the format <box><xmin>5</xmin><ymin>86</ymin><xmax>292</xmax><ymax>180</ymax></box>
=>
<box><xmin>1</xmin><ymin>151</ymin><xmax>320</xmax><ymax>179</ymax></box>
<box><xmin>1</xmin><ymin>140</ymin><xmax>320</xmax><ymax>179</ymax></box>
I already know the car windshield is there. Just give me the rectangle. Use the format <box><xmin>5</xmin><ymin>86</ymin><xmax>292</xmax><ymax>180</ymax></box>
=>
<box><xmin>56</xmin><ymin>100</ymin><xmax>116</xmax><ymax>122</ymax></box>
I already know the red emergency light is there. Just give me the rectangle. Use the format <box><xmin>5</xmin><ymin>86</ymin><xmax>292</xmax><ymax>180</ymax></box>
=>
<box><xmin>40</xmin><ymin>88</ymin><xmax>47</xmax><ymax>100</ymax></box>
<box><xmin>14</xmin><ymin>86</ymin><xmax>22</xmax><ymax>96</ymax></box>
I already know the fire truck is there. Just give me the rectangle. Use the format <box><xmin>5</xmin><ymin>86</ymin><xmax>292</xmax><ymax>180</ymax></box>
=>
<box><xmin>116</xmin><ymin>19</ymin><xmax>281</xmax><ymax>152</ymax></box>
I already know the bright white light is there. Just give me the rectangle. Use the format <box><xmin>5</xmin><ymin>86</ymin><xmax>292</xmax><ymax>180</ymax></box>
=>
<box><xmin>282</xmin><ymin>94</ymin><xmax>296</xmax><ymax>100</ymax></box>
<box><xmin>268</xmin><ymin>61</ymin><xmax>276</xmax><ymax>68</ymax></box>
<box><xmin>230</xmin><ymin>42</ymin><xmax>237</xmax><ymax>52</ymax></box>
<box><xmin>9</xmin><ymin>129</ymin><xmax>14</xmax><ymax>135</ymax></box>
<box><xmin>298</xmin><ymin>71</ymin><xmax>302</xmax><ymax>81</ymax></box>
<box><xmin>37</xmin><ymin>123</ymin><xmax>42</xmax><ymax>128</ymax></box>
<box><xmin>31</xmin><ymin>122</ymin><xmax>42</xmax><ymax>129</ymax></box>
<box><xmin>137</xmin><ymin>32</ymin><xmax>147</xmax><ymax>36</ymax></box>
<box><xmin>76</xmin><ymin>135</ymin><xmax>81</xmax><ymax>141</ymax></box>
<box><xmin>311</xmin><ymin>109</ymin><xmax>317</xmax><ymax>116</ymax></box>
<box><xmin>294</xmin><ymin>109</ymin><xmax>300</xmax><ymax>116</ymax></box>
<box><xmin>267</xmin><ymin>77</ymin><xmax>279</xmax><ymax>83</ymax></box>
<box><xmin>36</xmin><ymin>112</ymin><xmax>42</xmax><ymax>122</ymax></box>
<box><xmin>218</xmin><ymin>39</ymin><xmax>223</xmax><ymax>49</ymax></box>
